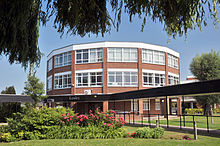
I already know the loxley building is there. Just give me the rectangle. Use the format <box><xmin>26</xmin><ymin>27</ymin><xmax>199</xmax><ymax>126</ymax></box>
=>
<box><xmin>46</xmin><ymin>41</ymin><xmax>180</xmax><ymax>114</ymax></box>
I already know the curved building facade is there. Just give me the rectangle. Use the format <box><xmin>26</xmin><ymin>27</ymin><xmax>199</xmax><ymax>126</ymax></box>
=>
<box><xmin>47</xmin><ymin>42</ymin><xmax>180</xmax><ymax>114</ymax></box>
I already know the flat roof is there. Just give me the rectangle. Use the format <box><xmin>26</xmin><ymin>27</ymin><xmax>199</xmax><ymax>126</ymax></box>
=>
<box><xmin>47</xmin><ymin>79</ymin><xmax>220</xmax><ymax>102</ymax></box>
<box><xmin>47</xmin><ymin>41</ymin><xmax>179</xmax><ymax>60</ymax></box>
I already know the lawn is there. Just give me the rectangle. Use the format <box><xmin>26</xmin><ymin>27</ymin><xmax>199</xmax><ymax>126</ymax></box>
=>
<box><xmin>137</xmin><ymin>116</ymin><xmax>220</xmax><ymax>130</ymax></box>
<box><xmin>1</xmin><ymin>126</ymin><xmax>220</xmax><ymax>146</ymax></box>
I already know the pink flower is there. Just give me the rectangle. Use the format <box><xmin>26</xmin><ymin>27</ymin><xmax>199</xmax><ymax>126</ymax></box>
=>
<box><xmin>98</xmin><ymin>112</ymin><xmax>100</xmax><ymax>114</ymax></box>
<box><xmin>111</xmin><ymin>111</ymin><xmax>116</xmax><ymax>114</ymax></box>
<box><xmin>107</xmin><ymin>123</ymin><xmax>111</xmax><ymax>126</ymax></box>
<box><xmin>62</xmin><ymin>121</ymin><xmax>65</xmax><ymax>124</ymax></box>
<box><xmin>111</xmin><ymin>125</ymin><xmax>113</xmax><ymax>127</ymax></box>
<box><xmin>104</xmin><ymin>123</ymin><xmax>106</xmax><ymax>125</ymax></box>
<box><xmin>80</xmin><ymin>118</ymin><xmax>83</xmax><ymax>122</ymax></box>
<box><xmin>67</xmin><ymin>119</ymin><xmax>69</xmax><ymax>122</ymax></box>
<box><xmin>96</xmin><ymin>116</ymin><xmax>99</xmax><ymax>119</ymax></box>
<box><xmin>67</xmin><ymin>113</ymin><xmax>70</xmax><ymax>116</ymax></box>
<box><xmin>115</xmin><ymin>119</ymin><xmax>118</xmax><ymax>122</ymax></box>
<box><xmin>89</xmin><ymin>110</ymin><xmax>92</xmax><ymax>113</ymax></box>
<box><xmin>63</xmin><ymin>117</ymin><xmax>68</xmax><ymax>119</ymax></box>
<box><xmin>69</xmin><ymin>115</ymin><xmax>73</xmax><ymax>118</ymax></box>
<box><xmin>62</xmin><ymin>114</ymin><xmax>65</xmax><ymax>116</ymax></box>
<box><xmin>77</xmin><ymin>116</ymin><xmax>80</xmax><ymax>118</ymax></box>
<box><xmin>70</xmin><ymin>118</ymin><xmax>72</xmax><ymax>120</ymax></box>
<box><xmin>76</xmin><ymin>122</ymin><xmax>79</xmax><ymax>125</ymax></box>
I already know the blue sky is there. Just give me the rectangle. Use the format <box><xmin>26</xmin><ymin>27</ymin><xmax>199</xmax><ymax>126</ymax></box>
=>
<box><xmin>0</xmin><ymin>13</ymin><xmax>220</xmax><ymax>94</ymax></box>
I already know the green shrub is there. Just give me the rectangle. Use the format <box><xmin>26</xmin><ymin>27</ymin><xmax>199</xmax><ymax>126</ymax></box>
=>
<box><xmin>185</xmin><ymin>108</ymin><xmax>203</xmax><ymax>115</ymax></box>
<box><xmin>132</xmin><ymin>127</ymin><xmax>164</xmax><ymax>139</ymax></box>
<box><xmin>0</xmin><ymin>132</ymin><xmax>17</xmax><ymax>142</ymax></box>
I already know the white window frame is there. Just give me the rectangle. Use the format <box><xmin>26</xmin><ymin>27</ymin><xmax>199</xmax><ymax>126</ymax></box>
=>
<box><xmin>155</xmin><ymin>99</ymin><xmax>160</xmax><ymax>110</ymax></box>
<box><xmin>131</xmin><ymin>99</ymin><xmax>138</xmax><ymax>111</ymax></box>
<box><xmin>108</xmin><ymin>71</ymin><xmax>138</xmax><ymax>87</ymax></box>
<box><xmin>54</xmin><ymin>51</ymin><xmax>72</xmax><ymax>68</ymax></box>
<box><xmin>47</xmin><ymin>76</ymin><xmax>52</xmax><ymax>91</ymax></box>
<box><xmin>168</xmin><ymin>54</ymin><xmax>179</xmax><ymax>69</ymax></box>
<box><xmin>75</xmin><ymin>72</ymin><xmax>103</xmax><ymax>87</ymax></box>
<box><xmin>143</xmin><ymin>99</ymin><xmax>150</xmax><ymax>110</ymax></box>
<box><xmin>76</xmin><ymin>48</ymin><xmax>103</xmax><ymax>64</ymax></box>
<box><xmin>142</xmin><ymin>49</ymin><xmax>165</xmax><ymax>65</ymax></box>
<box><xmin>168</xmin><ymin>73</ymin><xmax>179</xmax><ymax>85</ymax></box>
<box><xmin>108</xmin><ymin>48</ymin><xmax>138</xmax><ymax>62</ymax></box>
<box><xmin>142</xmin><ymin>71</ymin><xmax>165</xmax><ymax>87</ymax></box>
<box><xmin>48</xmin><ymin>58</ymin><xmax>53</xmax><ymax>71</ymax></box>
<box><xmin>54</xmin><ymin>72</ymin><xmax>71</xmax><ymax>89</ymax></box>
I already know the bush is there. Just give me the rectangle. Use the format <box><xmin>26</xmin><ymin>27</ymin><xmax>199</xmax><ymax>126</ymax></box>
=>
<box><xmin>185</xmin><ymin>108</ymin><xmax>203</xmax><ymax>115</ymax></box>
<box><xmin>1</xmin><ymin>107</ymin><xmax>127</xmax><ymax>141</ymax></box>
<box><xmin>132</xmin><ymin>127</ymin><xmax>164</xmax><ymax>139</ymax></box>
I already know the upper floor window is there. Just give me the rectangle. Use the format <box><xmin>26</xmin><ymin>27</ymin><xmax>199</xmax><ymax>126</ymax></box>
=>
<box><xmin>143</xmin><ymin>72</ymin><xmax>165</xmax><ymax>87</ymax></box>
<box><xmin>108</xmin><ymin>48</ymin><xmax>138</xmax><ymax>62</ymax></box>
<box><xmin>108</xmin><ymin>71</ymin><xmax>138</xmax><ymax>86</ymax></box>
<box><xmin>47</xmin><ymin>76</ymin><xmax>52</xmax><ymax>91</ymax></box>
<box><xmin>142</xmin><ymin>49</ymin><xmax>165</xmax><ymax>65</ymax></box>
<box><xmin>76</xmin><ymin>72</ymin><xmax>102</xmax><ymax>87</ymax></box>
<box><xmin>76</xmin><ymin>48</ymin><xmax>103</xmax><ymax>64</ymax></box>
<box><xmin>48</xmin><ymin>58</ymin><xmax>53</xmax><ymax>71</ymax></box>
<box><xmin>55</xmin><ymin>51</ymin><xmax>72</xmax><ymax>68</ymax></box>
<box><xmin>168</xmin><ymin>75</ymin><xmax>179</xmax><ymax>85</ymax></box>
<box><xmin>168</xmin><ymin>54</ymin><xmax>178</xmax><ymax>69</ymax></box>
<box><xmin>54</xmin><ymin>73</ymin><xmax>71</xmax><ymax>89</ymax></box>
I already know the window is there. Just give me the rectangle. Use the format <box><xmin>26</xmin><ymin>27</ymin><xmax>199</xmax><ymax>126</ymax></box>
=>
<box><xmin>168</xmin><ymin>54</ymin><xmax>178</xmax><ymax>68</ymax></box>
<box><xmin>168</xmin><ymin>75</ymin><xmax>179</xmax><ymax>85</ymax></box>
<box><xmin>54</xmin><ymin>73</ymin><xmax>71</xmax><ymax>89</ymax></box>
<box><xmin>108</xmin><ymin>48</ymin><xmax>138</xmax><ymax>62</ymax></box>
<box><xmin>76</xmin><ymin>48</ymin><xmax>103</xmax><ymax>64</ymax></box>
<box><xmin>155</xmin><ymin>99</ymin><xmax>160</xmax><ymax>110</ymax></box>
<box><xmin>143</xmin><ymin>99</ymin><xmax>150</xmax><ymax>110</ymax></box>
<box><xmin>55</xmin><ymin>52</ymin><xmax>72</xmax><ymax>68</ymax></box>
<box><xmin>48</xmin><ymin>58</ymin><xmax>53</xmax><ymax>71</ymax></box>
<box><xmin>131</xmin><ymin>100</ymin><xmax>138</xmax><ymax>111</ymax></box>
<box><xmin>76</xmin><ymin>72</ymin><xmax>103</xmax><ymax>87</ymax></box>
<box><xmin>108</xmin><ymin>71</ymin><xmax>138</xmax><ymax>86</ymax></box>
<box><xmin>142</xmin><ymin>49</ymin><xmax>165</xmax><ymax>65</ymax></box>
<box><xmin>47</xmin><ymin>76</ymin><xmax>52</xmax><ymax>91</ymax></box>
<box><xmin>143</xmin><ymin>72</ymin><xmax>165</xmax><ymax>87</ymax></box>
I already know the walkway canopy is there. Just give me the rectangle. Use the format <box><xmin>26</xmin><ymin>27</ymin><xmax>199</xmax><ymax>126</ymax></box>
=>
<box><xmin>46</xmin><ymin>79</ymin><xmax>220</xmax><ymax>102</ymax></box>
<box><xmin>0</xmin><ymin>94</ymin><xmax>33</xmax><ymax>103</ymax></box>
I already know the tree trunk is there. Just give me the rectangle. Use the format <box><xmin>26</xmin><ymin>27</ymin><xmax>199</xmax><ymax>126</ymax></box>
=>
<box><xmin>204</xmin><ymin>104</ymin><xmax>212</xmax><ymax>116</ymax></box>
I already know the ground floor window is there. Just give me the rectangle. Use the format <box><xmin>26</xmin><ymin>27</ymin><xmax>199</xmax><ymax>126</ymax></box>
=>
<box><xmin>131</xmin><ymin>99</ymin><xmax>138</xmax><ymax>111</ymax></box>
<box><xmin>143</xmin><ymin>72</ymin><xmax>165</xmax><ymax>87</ymax></box>
<box><xmin>143</xmin><ymin>99</ymin><xmax>150</xmax><ymax>110</ymax></box>
<box><xmin>155</xmin><ymin>99</ymin><xmax>160</xmax><ymax>110</ymax></box>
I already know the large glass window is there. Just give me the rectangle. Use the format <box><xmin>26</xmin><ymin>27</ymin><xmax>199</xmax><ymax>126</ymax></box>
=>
<box><xmin>143</xmin><ymin>99</ymin><xmax>150</xmax><ymax>110</ymax></box>
<box><xmin>168</xmin><ymin>75</ymin><xmax>179</xmax><ymax>85</ymax></box>
<box><xmin>108</xmin><ymin>48</ymin><xmax>138</xmax><ymax>62</ymax></box>
<box><xmin>76</xmin><ymin>48</ymin><xmax>103</xmax><ymax>64</ymax></box>
<box><xmin>108</xmin><ymin>71</ymin><xmax>138</xmax><ymax>86</ymax></box>
<box><xmin>142</xmin><ymin>49</ymin><xmax>165</xmax><ymax>65</ymax></box>
<box><xmin>76</xmin><ymin>72</ymin><xmax>103</xmax><ymax>87</ymax></box>
<box><xmin>54</xmin><ymin>74</ymin><xmax>71</xmax><ymax>89</ymax></box>
<box><xmin>47</xmin><ymin>76</ymin><xmax>52</xmax><ymax>91</ymax></box>
<box><xmin>143</xmin><ymin>72</ymin><xmax>165</xmax><ymax>87</ymax></box>
<box><xmin>168</xmin><ymin>54</ymin><xmax>178</xmax><ymax>68</ymax></box>
<box><xmin>48</xmin><ymin>58</ymin><xmax>53</xmax><ymax>71</ymax></box>
<box><xmin>55</xmin><ymin>52</ymin><xmax>72</xmax><ymax>68</ymax></box>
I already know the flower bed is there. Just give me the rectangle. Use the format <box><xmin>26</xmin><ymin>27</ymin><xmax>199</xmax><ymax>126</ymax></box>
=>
<box><xmin>0</xmin><ymin>107</ymin><xmax>164</xmax><ymax>142</ymax></box>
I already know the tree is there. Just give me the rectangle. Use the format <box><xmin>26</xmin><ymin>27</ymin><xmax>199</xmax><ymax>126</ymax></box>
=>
<box><xmin>1</xmin><ymin>86</ymin><xmax>16</xmax><ymax>94</ymax></box>
<box><xmin>0</xmin><ymin>0</ymin><xmax>220</xmax><ymax>67</ymax></box>
<box><xmin>23</xmin><ymin>74</ymin><xmax>46</xmax><ymax>107</ymax></box>
<box><xmin>190</xmin><ymin>50</ymin><xmax>220</xmax><ymax>116</ymax></box>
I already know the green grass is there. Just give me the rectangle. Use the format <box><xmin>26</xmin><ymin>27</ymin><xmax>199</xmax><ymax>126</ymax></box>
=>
<box><xmin>137</xmin><ymin>116</ymin><xmax>220</xmax><ymax>130</ymax></box>
<box><xmin>1</xmin><ymin>126</ymin><xmax>220</xmax><ymax>146</ymax></box>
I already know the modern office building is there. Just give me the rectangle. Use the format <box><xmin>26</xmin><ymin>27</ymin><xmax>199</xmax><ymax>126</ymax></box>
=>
<box><xmin>46</xmin><ymin>41</ymin><xmax>180</xmax><ymax>114</ymax></box>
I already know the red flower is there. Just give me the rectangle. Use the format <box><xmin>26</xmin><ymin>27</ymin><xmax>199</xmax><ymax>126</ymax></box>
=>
<box><xmin>80</xmin><ymin>118</ymin><xmax>83</xmax><ymax>122</ymax></box>
<box><xmin>62</xmin><ymin>114</ymin><xmax>65</xmax><ymax>117</ymax></box>
<box><xmin>89</xmin><ymin>110</ymin><xmax>92</xmax><ymax>113</ymax></box>
<box><xmin>67</xmin><ymin>119</ymin><xmax>69</xmax><ymax>122</ymax></box>
<box><xmin>69</xmin><ymin>115</ymin><xmax>73</xmax><ymax>118</ymax></box>
<box><xmin>76</xmin><ymin>122</ymin><xmax>79</xmax><ymax>125</ymax></box>
<box><xmin>67</xmin><ymin>113</ymin><xmax>70</xmax><ymax>116</ymax></box>
<box><xmin>104</xmin><ymin>123</ymin><xmax>106</xmax><ymax>125</ymax></box>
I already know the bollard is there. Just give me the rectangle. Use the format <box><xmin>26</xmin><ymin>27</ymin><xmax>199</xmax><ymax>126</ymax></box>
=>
<box><xmin>193</xmin><ymin>121</ymin><xmax>197</xmax><ymax>140</ymax></box>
